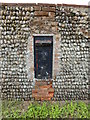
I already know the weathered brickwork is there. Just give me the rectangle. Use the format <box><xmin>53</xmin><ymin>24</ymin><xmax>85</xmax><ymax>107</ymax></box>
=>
<box><xmin>0</xmin><ymin>3</ymin><xmax>89</xmax><ymax>100</ymax></box>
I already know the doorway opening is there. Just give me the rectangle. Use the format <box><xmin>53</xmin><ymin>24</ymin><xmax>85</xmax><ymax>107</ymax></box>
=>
<box><xmin>34</xmin><ymin>36</ymin><xmax>53</xmax><ymax>79</ymax></box>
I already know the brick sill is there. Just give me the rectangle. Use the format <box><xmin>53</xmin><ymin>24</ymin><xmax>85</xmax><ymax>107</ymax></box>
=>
<box><xmin>32</xmin><ymin>79</ymin><xmax>54</xmax><ymax>100</ymax></box>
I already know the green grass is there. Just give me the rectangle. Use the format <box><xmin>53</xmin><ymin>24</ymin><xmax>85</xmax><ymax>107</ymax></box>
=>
<box><xmin>2</xmin><ymin>100</ymin><xmax>90</xmax><ymax>119</ymax></box>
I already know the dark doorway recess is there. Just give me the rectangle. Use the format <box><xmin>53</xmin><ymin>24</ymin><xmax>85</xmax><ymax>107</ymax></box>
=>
<box><xmin>34</xmin><ymin>36</ymin><xmax>53</xmax><ymax>79</ymax></box>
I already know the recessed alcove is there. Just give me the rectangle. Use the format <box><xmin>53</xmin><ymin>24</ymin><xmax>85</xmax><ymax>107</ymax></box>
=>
<box><xmin>34</xmin><ymin>36</ymin><xmax>53</xmax><ymax>79</ymax></box>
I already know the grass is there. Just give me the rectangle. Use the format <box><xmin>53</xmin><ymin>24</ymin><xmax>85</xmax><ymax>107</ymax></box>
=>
<box><xmin>2</xmin><ymin>100</ymin><xmax>90</xmax><ymax>119</ymax></box>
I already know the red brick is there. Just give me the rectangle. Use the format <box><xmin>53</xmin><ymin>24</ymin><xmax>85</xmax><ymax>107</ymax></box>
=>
<box><xmin>42</xmin><ymin>7</ymin><xmax>55</xmax><ymax>12</ymax></box>
<box><xmin>32</xmin><ymin>81</ymin><xmax>54</xmax><ymax>100</ymax></box>
<box><xmin>49</xmin><ymin>12</ymin><xmax>55</xmax><ymax>17</ymax></box>
<box><xmin>48</xmin><ymin>88</ymin><xmax>54</xmax><ymax>93</ymax></box>
<box><xmin>34</xmin><ymin>6</ymin><xmax>41</xmax><ymax>11</ymax></box>
<box><xmin>32</xmin><ymin>89</ymin><xmax>38</xmax><ymax>93</ymax></box>
<box><xmin>34</xmin><ymin>11</ymin><xmax>49</xmax><ymax>17</ymax></box>
<box><xmin>1</xmin><ymin>3</ymin><xmax>36</xmax><ymax>6</ymax></box>
<box><xmin>57</xmin><ymin>4</ymin><xmax>88</xmax><ymax>8</ymax></box>
<box><xmin>39</xmin><ymin>84</ymin><xmax>52</xmax><ymax>89</ymax></box>
<box><xmin>48</xmin><ymin>93</ymin><xmax>54</xmax><ymax>97</ymax></box>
